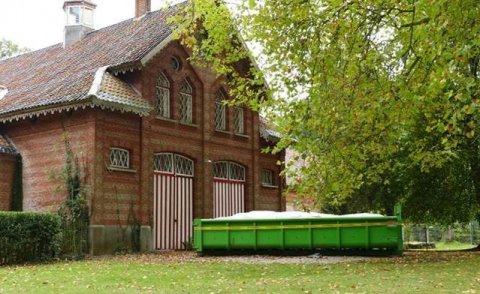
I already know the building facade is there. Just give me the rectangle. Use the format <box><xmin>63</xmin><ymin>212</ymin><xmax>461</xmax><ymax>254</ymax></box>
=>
<box><xmin>0</xmin><ymin>0</ymin><xmax>284</xmax><ymax>254</ymax></box>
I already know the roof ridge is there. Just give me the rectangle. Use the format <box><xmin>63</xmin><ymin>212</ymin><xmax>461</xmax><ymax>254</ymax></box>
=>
<box><xmin>85</xmin><ymin>3</ymin><xmax>184</xmax><ymax>39</ymax></box>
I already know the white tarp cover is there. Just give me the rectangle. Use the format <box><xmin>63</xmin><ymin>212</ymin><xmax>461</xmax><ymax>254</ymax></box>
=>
<box><xmin>214</xmin><ymin>211</ymin><xmax>384</xmax><ymax>220</ymax></box>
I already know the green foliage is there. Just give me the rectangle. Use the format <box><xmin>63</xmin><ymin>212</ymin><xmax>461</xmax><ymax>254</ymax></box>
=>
<box><xmin>172</xmin><ymin>0</ymin><xmax>480</xmax><ymax>224</ymax></box>
<box><xmin>0</xmin><ymin>38</ymin><xmax>29</xmax><ymax>59</ymax></box>
<box><xmin>0</xmin><ymin>212</ymin><xmax>61</xmax><ymax>265</ymax></box>
<box><xmin>56</xmin><ymin>133</ymin><xmax>89</xmax><ymax>259</ymax></box>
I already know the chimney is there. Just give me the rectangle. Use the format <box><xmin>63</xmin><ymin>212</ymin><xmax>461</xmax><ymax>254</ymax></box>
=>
<box><xmin>63</xmin><ymin>0</ymin><xmax>97</xmax><ymax>47</ymax></box>
<box><xmin>136</xmin><ymin>0</ymin><xmax>151</xmax><ymax>18</ymax></box>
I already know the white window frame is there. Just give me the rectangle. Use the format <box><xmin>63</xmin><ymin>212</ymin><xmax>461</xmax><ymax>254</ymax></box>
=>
<box><xmin>233</xmin><ymin>106</ymin><xmax>244</xmax><ymax>134</ymax></box>
<box><xmin>154</xmin><ymin>153</ymin><xmax>194</xmax><ymax>177</ymax></box>
<box><xmin>213</xmin><ymin>161</ymin><xmax>245</xmax><ymax>182</ymax></box>
<box><xmin>109</xmin><ymin>148</ymin><xmax>130</xmax><ymax>169</ymax></box>
<box><xmin>215</xmin><ymin>91</ymin><xmax>227</xmax><ymax>131</ymax></box>
<box><xmin>156</xmin><ymin>73</ymin><xmax>171</xmax><ymax>119</ymax></box>
<box><xmin>66</xmin><ymin>5</ymin><xmax>94</xmax><ymax>27</ymax></box>
<box><xmin>179</xmin><ymin>80</ymin><xmax>193</xmax><ymax>124</ymax></box>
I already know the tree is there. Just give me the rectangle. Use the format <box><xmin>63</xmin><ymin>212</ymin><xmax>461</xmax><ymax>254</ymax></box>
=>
<box><xmin>0</xmin><ymin>38</ymin><xmax>28</xmax><ymax>59</ymax></box>
<box><xmin>172</xmin><ymin>0</ymin><xmax>480</xmax><ymax>224</ymax></box>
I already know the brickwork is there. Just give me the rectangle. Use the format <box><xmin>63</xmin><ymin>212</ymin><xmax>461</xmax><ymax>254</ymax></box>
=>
<box><xmin>0</xmin><ymin>154</ymin><xmax>16</xmax><ymax>211</ymax></box>
<box><xmin>2</xmin><ymin>111</ymin><xmax>96</xmax><ymax>212</ymax></box>
<box><xmin>135</xmin><ymin>0</ymin><xmax>151</xmax><ymax>17</ymax></box>
<box><xmin>88</xmin><ymin>42</ymin><xmax>284</xmax><ymax>226</ymax></box>
<box><xmin>257</xmin><ymin>149</ymin><xmax>285</xmax><ymax>211</ymax></box>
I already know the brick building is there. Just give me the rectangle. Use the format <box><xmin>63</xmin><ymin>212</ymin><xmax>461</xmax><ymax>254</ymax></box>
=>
<box><xmin>0</xmin><ymin>0</ymin><xmax>284</xmax><ymax>254</ymax></box>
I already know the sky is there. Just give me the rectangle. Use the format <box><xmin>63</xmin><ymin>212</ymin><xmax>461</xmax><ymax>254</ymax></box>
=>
<box><xmin>0</xmin><ymin>0</ymin><xmax>167</xmax><ymax>51</ymax></box>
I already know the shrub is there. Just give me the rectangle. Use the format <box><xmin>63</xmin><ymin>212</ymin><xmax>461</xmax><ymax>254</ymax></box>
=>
<box><xmin>0</xmin><ymin>212</ymin><xmax>61</xmax><ymax>265</ymax></box>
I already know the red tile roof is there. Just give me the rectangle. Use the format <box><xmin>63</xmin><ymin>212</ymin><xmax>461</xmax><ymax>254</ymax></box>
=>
<box><xmin>0</xmin><ymin>4</ymin><xmax>182</xmax><ymax>118</ymax></box>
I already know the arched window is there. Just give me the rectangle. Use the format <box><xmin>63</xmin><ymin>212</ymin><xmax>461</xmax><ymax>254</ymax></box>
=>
<box><xmin>213</xmin><ymin>161</ymin><xmax>245</xmax><ymax>181</ymax></box>
<box><xmin>154</xmin><ymin>153</ymin><xmax>194</xmax><ymax>176</ymax></box>
<box><xmin>215</xmin><ymin>90</ymin><xmax>227</xmax><ymax>131</ymax></box>
<box><xmin>179</xmin><ymin>79</ymin><xmax>193</xmax><ymax>124</ymax></box>
<box><xmin>156</xmin><ymin>73</ymin><xmax>170</xmax><ymax>118</ymax></box>
<box><xmin>233</xmin><ymin>106</ymin><xmax>244</xmax><ymax>134</ymax></box>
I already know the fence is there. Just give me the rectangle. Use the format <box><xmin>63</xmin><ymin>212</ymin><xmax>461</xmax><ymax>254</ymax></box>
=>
<box><xmin>404</xmin><ymin>221</ymin><xmax>480</xmax><ymax>245</ymax></box>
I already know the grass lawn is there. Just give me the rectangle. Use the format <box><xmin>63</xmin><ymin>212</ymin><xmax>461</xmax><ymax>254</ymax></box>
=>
<box><xmin>0</xmin><ymin>251</ymin><xmax>479</xmax><ymax>293</ymax></box>
<box><xmin>434</xmin><ymin>241</ymin><xmax>477</xmax><ymax>251</ymax></box>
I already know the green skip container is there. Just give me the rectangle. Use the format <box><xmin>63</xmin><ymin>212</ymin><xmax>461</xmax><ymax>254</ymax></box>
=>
<box><xmin>193</xmin><ymin>206</ymin><xmax>403</xmax><ymax>255</ymax></box>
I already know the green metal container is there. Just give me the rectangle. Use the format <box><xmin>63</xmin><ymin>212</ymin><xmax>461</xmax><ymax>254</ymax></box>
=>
<box><xmin>193</xmin><ymin>206</ymin><xmax>403</xmax><ymax>255</ymax></box>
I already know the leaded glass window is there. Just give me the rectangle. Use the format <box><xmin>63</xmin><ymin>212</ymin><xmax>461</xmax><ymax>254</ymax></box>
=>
<box><xmin>154</xmin><ymin>153</ymin><xmax>194</xmax><ymax>177</ymax></box>
<box><xmin>174</xmin><ymin>155</ymin><xmax>194</xmax><ymax>176</ymax></box>
<box><xmin>156</xmin><ymin>73</ymin><xmax>170</xmax><ymax>118</ymax></box>
<box><xmin>233</xmin><ymin>106</ymin><xmax>244</xmax><ymax>134</ymax></box>
<box><xmin>215</xmin><ymin>91</ymin><xmax>226</xmax><ymax>131</ymax></box>
<box><xmin>261</xmin><ymin>170</ymin><xmax>274</xmax><ymax>186</ymax></box>
<box><xmin>213</xmin><ymin>161</ymin><xmax>245</xmax><ymax>181</ymax></box>
<box><xmin>213</xmin><ymin>161</ymin><xmax>229</xmax><ymax>179</ymax></box>
<box><xmin>110</xmin><ymin>148</ymin><xmax>130</xmax><ymax>169</ymax></box>
<box><xmin>179</xmin><ymin>80</ymin><xmax>193</xmax><ymax>124</ymax></box>
<box><xmin>229</xmin><ymin>162</ymin><xmax>246</xmax><ymax>181</ymax></box>
<box><xmin>154</xmin><ymin>153</ymin><xmax>173</xmax><ymax>173</ymax></box>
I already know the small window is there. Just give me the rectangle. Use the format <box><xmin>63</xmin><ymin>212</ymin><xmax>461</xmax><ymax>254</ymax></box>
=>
<box><xmin>67</xmin><ymin>6</ymin><xmax>81</xmax><ymax>24</ymax></box>
<box><xmin>156</xmin><ymin>73</ymin><xmax>170</xmax><ymax>118</ymax></box>
<box><xmin>179</xmin><ymin>80</ymin><xmax>193</xmax><ymax>124</ymax></box>
<box><xmin>83</xmin><ymin>8</ymin><xmax>94</xmax><ymax>26</ymax></box>
<box><xmin>233</xmin><ymin>106</ymin><xmax>244</xmax><ymax>134</ymax></box>
<box><xmin>110</xmin><ymin>148</ymin><xmax>130</xmax><ymax>169</ymax></box>
<box><xmin>170</xmin><ymin>56</ymin><xmax>181</xmax><ymax>71</ymax></box>
<box><xmin>261</xmin><ymin>170</ymin><xmax>275</xmax><ymax>186</ymax></box>
<box><xmin>215</xmin><ymin>91</ymin><xmax>227</xmax><ymax>131</ymax></box>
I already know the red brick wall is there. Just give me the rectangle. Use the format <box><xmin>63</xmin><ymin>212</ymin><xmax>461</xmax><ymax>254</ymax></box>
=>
<box><xmin>0</xmin><ymin>154</ymin><xmax>15</xmax><ymax>211</ymax></box>
<box><xmin>1</xmin><ymin>41</ymin><xmax>284</xmax><ymax>225</ymax></box>
<box><xmin>89</xmin><ymin>41</ymin><xmax>284</xmax><ymax>225</ymax></box>
<box><xmin>90</xmin><ymin>110</ymin><xmax>142</xmax><ymax>225</ymax></box>
<box><xmin>2</xmin><ymin>111</ymin><xmax>96</xmax><ymax>212</ymax></box>
<box><xmin>258</xmin><ymin>149</ymin><xmax>285</xmax><ymax>211</ymax></box>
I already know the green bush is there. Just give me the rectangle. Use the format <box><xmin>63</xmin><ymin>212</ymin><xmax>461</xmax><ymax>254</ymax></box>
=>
<box><xmin>0</xmin><ymin>212</ymin><xmax>61</xmax><ymax>265</ymax></box>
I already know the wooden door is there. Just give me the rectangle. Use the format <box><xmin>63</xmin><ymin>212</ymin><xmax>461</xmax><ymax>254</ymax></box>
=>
<box><xmin>213</xmin><ymin>161</ymin><xmax>246</xmax><ymax>218</ymax></box>
<box><xmin>154</xmin><ymin>153</ymin><xmax>194</xmax><ymax>249</ymax></box>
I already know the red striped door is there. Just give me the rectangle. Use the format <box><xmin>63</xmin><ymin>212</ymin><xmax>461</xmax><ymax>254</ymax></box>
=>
<box><xmin>213</xmin><ymin>161</ymin><xmax>246</xmax><ymax>218</ymax></box>
<box><xmin>154</xmin><ymin>153</ymin><xmax>194</xmax><ymax>250</ymax></box>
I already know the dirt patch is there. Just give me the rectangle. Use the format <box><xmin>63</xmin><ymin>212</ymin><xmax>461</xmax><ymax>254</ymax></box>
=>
<box><xmin>90</xmin><ymin>251</ymin><xmax>371</xmax><ymax>265</ymax></box>
<box><xmin>199</xmin><ymin>254</ymin><xmax>369</xmax><ymax>264</ymax></box>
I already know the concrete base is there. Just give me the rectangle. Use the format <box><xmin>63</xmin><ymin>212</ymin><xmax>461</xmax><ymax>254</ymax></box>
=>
<box><xmin>89</xmin><ymin>225</ymin><xmax>152</xmax><ymax>255</ymax></box>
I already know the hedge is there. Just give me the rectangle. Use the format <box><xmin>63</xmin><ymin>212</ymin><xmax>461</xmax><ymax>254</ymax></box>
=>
<box><xmin>0</xmin><ymin>212</ymin><xmax>61</xmax><ymax>265</ymax></box>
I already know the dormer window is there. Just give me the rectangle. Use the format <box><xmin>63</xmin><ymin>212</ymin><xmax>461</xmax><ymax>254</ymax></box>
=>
<box><xmin>0</xmin><ymin>86</ymin><xmax>7</xmax><ymax>100</ymax></box>
<box><xmin>64</xmin><ymin>1</ymin><xmax>96</xmax><ymax>28</ymax></box>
